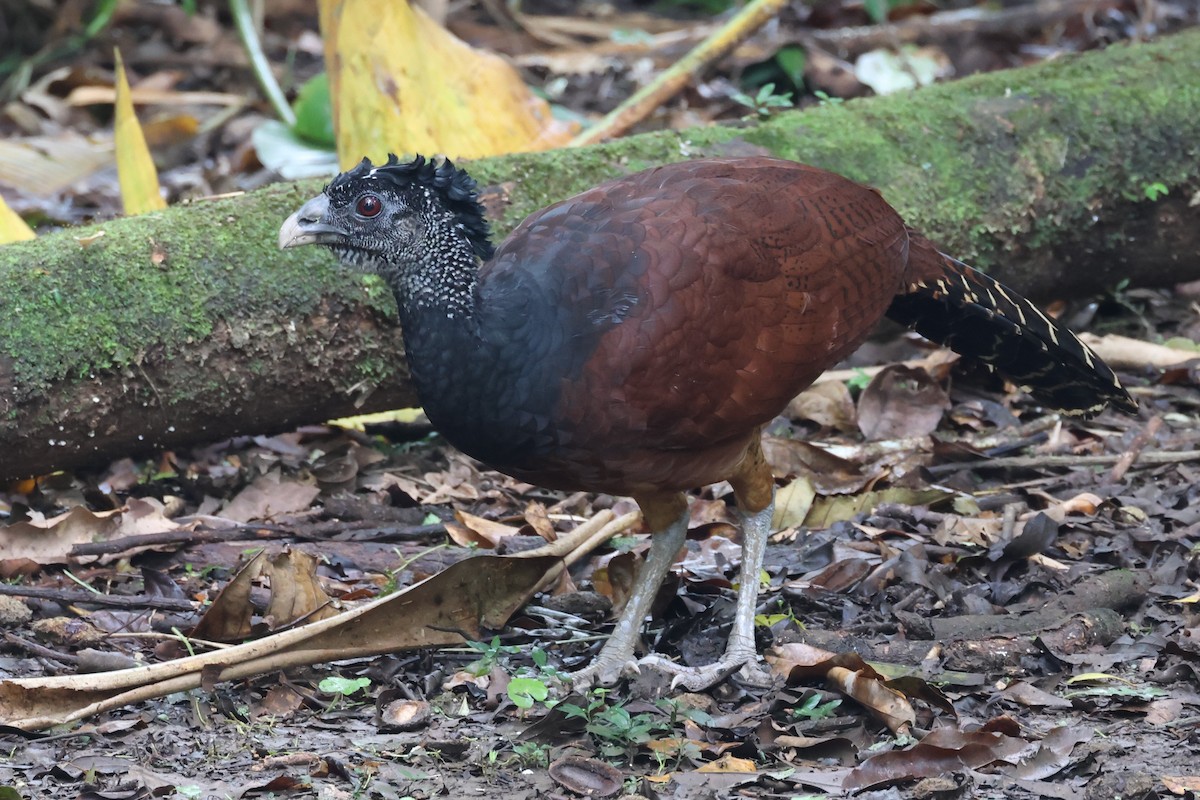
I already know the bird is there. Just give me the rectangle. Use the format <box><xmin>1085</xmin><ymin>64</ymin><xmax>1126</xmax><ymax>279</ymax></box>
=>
<box><xmin>278</xmin><ymin>154</ymin><xmax>1135</xmax><ymax>691</ymax></box>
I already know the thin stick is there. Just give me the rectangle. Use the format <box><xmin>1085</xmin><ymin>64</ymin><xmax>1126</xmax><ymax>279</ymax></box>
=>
<box><xmin>570</xmin><ymin>0</ymin><xmax>791</xmax><ymax>146</ymax></box>
<box><xmin>1108</xmin><ymin>414</ymin><xmax>1162</xmax><ymax>482</ymax></box>
<box><xmin>927</xmin><ymin>449</ymin><xmax>1200</xmax><ymax>477</ymax></box>
<box><xmin>0</xmin><ymin>584</ymin><xmax>195</xmax><ymax>612</ymax></box>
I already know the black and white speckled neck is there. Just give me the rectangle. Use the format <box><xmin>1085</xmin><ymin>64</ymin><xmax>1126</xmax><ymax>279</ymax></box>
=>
<box><xmin>320</xmin><ymin>155</ymin><xmax>495</xmax><ymax>328</ymax></box>
<box><xmin>374</xmin><ymin>196</ymin><xmax>482</xmax><ymax>327</ymax></box>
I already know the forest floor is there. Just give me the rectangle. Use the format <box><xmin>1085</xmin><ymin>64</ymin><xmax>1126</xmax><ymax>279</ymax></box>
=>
<box><xmin>2</xmin><ymin>1</ymin><xmax>1199</xmax><ymax>798</ymax></box>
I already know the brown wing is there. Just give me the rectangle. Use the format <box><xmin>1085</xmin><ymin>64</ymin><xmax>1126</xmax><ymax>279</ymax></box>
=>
<box><xmin>495</xmin><ymin>158</ymin><xmax>909</xmax><ymax>492</ymax></box>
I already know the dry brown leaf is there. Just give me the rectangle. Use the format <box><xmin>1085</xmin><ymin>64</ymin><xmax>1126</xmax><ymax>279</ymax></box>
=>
<box><xmin>446</xmin><ymin>509</ymin><xmax>521</xmax><ymax>548</ymax></box>
<box><xmin>0</xmin><ymin>510</ymin><xmax>631</xmax><ymax>731</ymax></box>
<box><xmin>523</xmin><ymin>501</ymin><xmax>557</xmax><ymax>541</ymax></box>
<box><xmin>857</xmin><ymin>365</ymin><xmax>950</xmax><ymax>441</ymax></box>
<box><xmin>192</xmin><ymin>548</ymin><xmax>339</xmax><ymax>643</ymax></box>
<box><xmin>786</xmin><ymin>381</ymin><xmax>857</xmax><ymax>432</ymax></box>
<box><xmin>999</xmin><ymin>681</ymin><xmax>1072</xmax><ymax>709</ymax></box>
<box><xmin>804</xmin><ymin>487</ymin><xmax>952</xmax><ymax>530</ymax></box>
<box><xmin>0</xmin><ymin>506</ymin><xmax>122</xmax><ymax>566</ymax></box>
<box><xmin>771</xmin><ymin>476</ymin><xmax>815</xmax><ymax>530</ymax></box>
<box><xmin>1</xmin><ymin>552</ymin><xmax>559</xmax><ymax>730</ymax></box>
<box><xmin>1163</xmin><ymin>775</ymin><xmax>1200</xmax><ymax>794</ymax></box>
<box><xmin>827</xmin><ymin>665</ymin><xmax>915</xmax><ymax>735</ymax></box>
<box><xmin>844</xmin><ymin>729</ymin><xmax>1029</xmax><ymax>791</ymax></box>
<box><xmin>221</xmin><ymin>471</ymin><xmax>320</xmax><ymax>523</ymax></box>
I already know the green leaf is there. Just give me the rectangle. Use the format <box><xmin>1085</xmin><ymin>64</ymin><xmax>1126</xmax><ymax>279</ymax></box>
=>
<box><xmin>318</xmin><ymin>675</ymin><xmax>371</xmax><ymax>695</ymax></box>
<box><xmin>292</xmin><ymin>72</ymin><xmax>336</xmax><ymax>147</ymax></box>
<box><xmin>773</xmin><ymin>45</ymin><xmax>806</xmax><ymax>87</ymax></box>
<box><xmin>507</xmin><ymin>677</ymin><xmax>549</xmax><ymax>709</ymax></box>
<box><xmin>864</xmin><ymin>0</ymin><xmax>887</xmax><ymax>24</ymax></box>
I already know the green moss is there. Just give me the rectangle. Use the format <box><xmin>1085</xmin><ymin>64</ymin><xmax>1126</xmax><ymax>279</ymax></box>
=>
<box><xmin>0</xmin><ymin>182</ymin><xmax>378</xmax><ymax>399</ymax></box>
<box><xmin>3</xmin><ymin>30</ymin><xmax>1198</xmax><ymax>405</ymax></box>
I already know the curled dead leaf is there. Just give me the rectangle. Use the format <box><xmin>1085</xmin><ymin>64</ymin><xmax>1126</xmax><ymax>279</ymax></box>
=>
<box><xmin>548</xmin><ymin>755</ymin><xmax>623</xmax><ymax>798</ymax></box>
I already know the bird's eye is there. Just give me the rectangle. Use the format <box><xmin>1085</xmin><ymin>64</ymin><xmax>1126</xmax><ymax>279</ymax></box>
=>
<box><xmin>356</xmin><ymin>195</ymin><xmax>382</xmax><ymax>218</ymax></box>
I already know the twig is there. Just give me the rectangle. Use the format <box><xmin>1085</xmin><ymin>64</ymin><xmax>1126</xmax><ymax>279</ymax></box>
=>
<box><xmin>65</xmin><ymin>519</ymin><xmax>448</xmax><ymax>559</ymax></box>
<box><xmin>570</xmin><ymin>0</ymin><xmax>791</xmax><ymax>146</ymax></box>
<box><xmin>1109</xmin><ymin>414</ymin><xmax>1162</xmax><ymax>482</ymax></box>
<box><xmin>927</xmin><ymin>449</ymin><xmax>1200</xmax><ymax>477</ymax></box>
<box><xmin>0</xmin><ymin>584</ymin><xmax>195</xmax><ymax>612</ymax></box>
<box><xmin>2</xmin><ymin>633</ymin><xmax>79</xmax><ymax>666</ymax></box>
<box><xmin>804</xmin><ymin>0</ymin><xmax>1108</xmax><ymax>51</ymax></box>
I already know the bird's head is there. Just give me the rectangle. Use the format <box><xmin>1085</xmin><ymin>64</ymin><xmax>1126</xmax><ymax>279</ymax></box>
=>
<box><xmin>278</xmin><ymin>154</ymin><xmax>494</xmax><ymax>271</ymax></box>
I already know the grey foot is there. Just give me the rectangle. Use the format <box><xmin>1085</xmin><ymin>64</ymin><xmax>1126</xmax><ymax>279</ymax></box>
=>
<box><xmin>639</xmin><ymin>651</ymin><xmax>776</xmax><ymax>692</ymax></box>
<box><xmin>569</xmin><ymin>656</ymin><xmax>640</xmax><ymax>692</ymax></box>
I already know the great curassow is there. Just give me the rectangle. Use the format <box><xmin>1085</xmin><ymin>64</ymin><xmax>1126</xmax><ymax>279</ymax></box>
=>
<box><xmin>279</xmin><ymin>155</ymin><xmax>1135</xmax><ymax>691</ymax></box>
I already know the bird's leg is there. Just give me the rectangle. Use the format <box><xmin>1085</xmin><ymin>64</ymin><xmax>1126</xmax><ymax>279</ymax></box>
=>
<box><xmin>570</xmin><ymin>492</ymin><xmax>689</xmax><ymax>691</ymax></box>
<box><xmin>641</xmin><ymin>438</ymin><xmax>778</xmax><ymax>691</ymax></box>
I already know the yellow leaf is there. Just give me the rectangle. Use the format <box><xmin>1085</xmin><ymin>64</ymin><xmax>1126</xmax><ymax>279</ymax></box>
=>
<box><xmin>319</xmin><ymin>0</ymin><xmax>573</xmax><ymax>167</ymax></box>
<box><xmin>1067</xmin><ymin>672</ymin><xmax>1132</xmax><ymax>685</ymax></box>
<box><xmin>771</xmin><ymin>476</ymin><xmax>815</xmax><ymax>530</ymax></box>
<box><xmin>696</xmin><ymin>754</ymin><xmax>757</xmax><ymax>773</ymax></box>
<box><xmin>0</xmin><ymin>193</ymin><xmax>35</xmax><ymax>243</ymax></box>
<box><xmin>113</xmin><ymin>48</ymin><xmax>166</xmax><ymax>215</ymax></box>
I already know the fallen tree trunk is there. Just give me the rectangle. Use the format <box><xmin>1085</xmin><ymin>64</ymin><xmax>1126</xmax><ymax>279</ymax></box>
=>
<box><xmin>2</xmin><ymin>30</ymin><xmax>1198</xmax><ymax>481</ymax></box>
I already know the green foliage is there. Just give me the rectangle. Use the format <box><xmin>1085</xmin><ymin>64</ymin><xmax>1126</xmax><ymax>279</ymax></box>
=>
<box><xmin>559</xmin><ymin>690</ymin><xmax>711</xmax><ymax>763</ymax></box>
<box><xmin>846</xmin><ymin>368</ymin><xmax>873</xmax><ymax>391</ymax></box>
<box><xmin>863</xmin><ymin>0</ymin><xmax>909</xmax><ymax>25</ymax></box>
<box><xmin>790</xmin><ymin>693</ymin><xmax>842</xmax><ymax>721</ymax></box>
<box><xmin>319</xmin><ymin>675</ymin><xmax>372</xmax><ymax>697</ymax></box>
<box><xmin>1143</xmin><ymin>181</ymin><xmax>1169</xmax><ymax>201</ymax></box>
<box><xmin>578</xmin><ymin>703</ymin><xmax>665</xmax><ymax>759</ymax></box>
<box><xmin>463</xmin><ymin>636</ymin><xmax>519</xmax><ymax>676</ymax></box>
<box><xmin>507</xmin><ymin>677</ymin><xmax>550</xmax><ymax>709</ymax></box>
<box><xmin>293</xmin><ymin>73</ymin><xmax>336</xmax><ymax>148</ymax></box>
<box><xmin>742</xmin><ymin>45</ymin><xmax>807</xmax><ymax>96</ymax></box>
<box><xmin>730</xmin><ymin>82</ymin><xmax>795</xmax><ymax>118</ymax></box>
<box><xmin>511</xmin><ymin>740</ymin><xmax>551</xmax><ymax>769</ymax></box>
<box><xmin>754</xmin><ymin>599</ymin><xmax>801</xmax><ymax>629</ymax></box>
<box><xmin>461</xmin><ymin>639</ymin><xmax>564</xmax><ymax>711</ymax></box>
<box><xmin>656</xmin><ymin>696</ymin><xmax>713</xmax><ymax>727</ymax></box>
<box><xmin>658</xmin><ymin>0</ymin><xmax>737</xmax><ymax>13</ymax></box>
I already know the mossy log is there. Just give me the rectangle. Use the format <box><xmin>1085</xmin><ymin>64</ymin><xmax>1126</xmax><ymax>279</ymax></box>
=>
<box><xmin>2</xmin><ymin>31</ymin><xmax>1199</xmax><ymax>481</ymax></box>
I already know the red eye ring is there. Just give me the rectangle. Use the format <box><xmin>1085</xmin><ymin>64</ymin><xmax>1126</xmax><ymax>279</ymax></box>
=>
<box><xmin>356</xmin><ymin>195</ymin><xmax>382</xmax><ymax>217</ymax></box>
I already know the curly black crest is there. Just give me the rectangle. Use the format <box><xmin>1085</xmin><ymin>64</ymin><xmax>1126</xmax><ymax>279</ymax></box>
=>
<box><xmin>329</xmin><ymin>154</ymin><xmax>495</xmax><ymax>261</ymax></box>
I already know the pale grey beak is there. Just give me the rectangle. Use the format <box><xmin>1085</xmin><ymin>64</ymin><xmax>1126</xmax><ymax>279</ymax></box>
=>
<box><xmin>278</xmin><ymin>194</ymin><xmax>345</xmax><ymax>249</ymax></box>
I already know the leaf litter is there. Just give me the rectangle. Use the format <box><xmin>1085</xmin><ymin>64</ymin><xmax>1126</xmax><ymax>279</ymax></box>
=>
<box><xmin>4</xmin><ymin>281</ymin><xmax>1199</xmax><ymax>798</ymax></box>
<box><xmin>2</xmin><ymin>1</ymin><xmax>1200</xmax><ymax>798</ymax></box>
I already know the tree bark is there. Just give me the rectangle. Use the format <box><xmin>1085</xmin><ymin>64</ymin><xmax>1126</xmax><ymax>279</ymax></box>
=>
<box><xmin>2</xmin><ymin>30</ymin><xmax>1198</xmax><ymax>481</ymax></box>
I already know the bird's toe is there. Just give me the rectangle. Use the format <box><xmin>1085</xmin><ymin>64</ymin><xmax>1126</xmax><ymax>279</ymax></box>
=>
<box><xmin>570</xmin><ymin>657</ymin><xmax>639</xmax><ymax>691</ymax></box>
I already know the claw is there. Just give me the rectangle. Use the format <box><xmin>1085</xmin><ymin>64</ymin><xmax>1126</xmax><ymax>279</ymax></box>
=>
<box><xmin>639</xmin><ymin>651</ymin><xmax>776</xmax><ymax>692</ymax></box>
<box><xmin>569</xmin><ymin>657</ymin><xmax>640</xmax><ymax>691</ymax></box>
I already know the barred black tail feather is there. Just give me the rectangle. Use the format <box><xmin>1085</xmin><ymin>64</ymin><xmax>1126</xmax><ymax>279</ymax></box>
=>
<box><xmin>887</xmin><ymin>234</ymin><xmax>1136</xmax><ymax>416</ymax></box>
